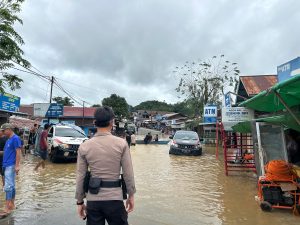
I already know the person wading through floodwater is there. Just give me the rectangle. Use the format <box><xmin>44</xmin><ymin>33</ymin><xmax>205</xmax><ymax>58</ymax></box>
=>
<box><xmin>34</xmin><ymin>124</ymin><xmax>50</xmax><ymax>171</ymax></box>
<box><xmin>0</xmin><ymin>128</ymin><xmax>8</xmax><ymax>186</ymax></box>
<box><xmin>0</xmin><ymin>123</ymin><xmax>22</xmax><ymax>217</ymax></box>
<box><xmin>144</xmin><ymin>132</ymin><xmax>152</xmax><ymax>144</ymax></box>
<box><xmin>29</xmin><ymin>123</ymin><xmax>38</xmax><ymax>151</ymax></box>
<box><xmin>75</xmin><ymin>106</ymin><xmax>136</xmax><ymax>225</ymax></box>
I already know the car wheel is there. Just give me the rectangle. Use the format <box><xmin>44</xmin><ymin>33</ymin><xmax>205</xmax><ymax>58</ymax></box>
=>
<box><xmin>50</xmin><ymin>148</ymin><xmax>58</xmax><ymax>163</ymax></box>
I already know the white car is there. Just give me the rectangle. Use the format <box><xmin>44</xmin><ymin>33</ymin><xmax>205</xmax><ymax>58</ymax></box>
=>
<box><xmin>47</xmin><ymin>124</ymin><xmax>88</xmax><ymax>162</ymax></box>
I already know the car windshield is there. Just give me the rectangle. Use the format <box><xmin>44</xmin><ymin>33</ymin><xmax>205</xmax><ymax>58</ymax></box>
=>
<box><xmin>174</xmin><ymin>132</ymin><xmax>198</xmax><ymax>140</ymax></box>
<box><xmin>55</xmin><ymin>127</ymin><xmax>86</xmax><ymax>138</ymax></box>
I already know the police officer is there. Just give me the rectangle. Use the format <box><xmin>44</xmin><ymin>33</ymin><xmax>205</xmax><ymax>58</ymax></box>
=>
<box><xmin>75</xmin><ymin>107</ymin><xmax>136</xmax><ymax>225</ymax></box>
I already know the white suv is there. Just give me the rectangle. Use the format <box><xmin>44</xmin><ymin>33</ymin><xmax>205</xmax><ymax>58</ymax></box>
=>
<box><xmin>48</xmin><ymin>124</ymin><xmax>88</xmax><ymax>162</ymax></box>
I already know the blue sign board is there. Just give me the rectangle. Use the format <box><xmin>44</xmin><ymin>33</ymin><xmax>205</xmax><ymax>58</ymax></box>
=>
<box><xmin>45</xmin><ymin>103</ymin><xmax>64</xmax><ymax>118</ymax></box>
<box><xmin>0</xmin><ymin>93</ymin><xmax>20</xmax><ymax>113</ymax></box>
<box><xmin>203</xmin><ymin>105</ymin><xmax>217</xmax><ymax>123</ymax></box>
<box><xmin>204</xmin><ymin>117</ymin><xmax>217</xmax><ymax>123</ymax></box>
<box><xmin>277</xmin><ymin>57</ymin><xmax>300</xmax><ymax>82</ymax></box>
<box><xmin>224</xmin><ymin>93</ymin><xmax>231</xmax><ymax>107</ymax></box>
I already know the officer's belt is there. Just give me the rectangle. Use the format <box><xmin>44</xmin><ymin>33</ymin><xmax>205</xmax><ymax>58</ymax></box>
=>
<box><xmin>100</xmin><ymin>180</ymin><xmax>121</xmax><ymax>188</ymax></box>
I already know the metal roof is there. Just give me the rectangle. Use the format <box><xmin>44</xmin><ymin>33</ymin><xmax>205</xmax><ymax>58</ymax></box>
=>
<box><xmin>239</xmin><ymin>74</ymin><xmax>300</xmax><ymax>113</ymax></box>
<box><xmin>19</xmin><ymin>105</ymin><xmax>97</xmax><ymax>118</ymax></box>
<box><xmin>63</xmin><ymin>106</ymin><xmax>96</xmax><ymax>118</ymax></box>
<box><xmin>162</xmin><ymin>113</ymin><xmax>187</xmax><ymax>119</ymax></box>
<box><xmin>239</xmin><ymin>75</ymin><xmax>278</xmax><ymax>96</ymax></box>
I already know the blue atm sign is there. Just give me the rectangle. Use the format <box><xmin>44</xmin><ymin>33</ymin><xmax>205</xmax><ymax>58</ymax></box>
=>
<box><xmin>0</xmin><ymin>93</ymin><xmax>20</xmax><ymax>113</ymax></box>
<box><xmin>277</xmin><ymin>57</ymin><xmax>300</xmax><ymax>82</ymax></box>
<box><xmin>203</xmin><ymin>105</ymin><xmax>217</xmax><ymax>123</ymax></box>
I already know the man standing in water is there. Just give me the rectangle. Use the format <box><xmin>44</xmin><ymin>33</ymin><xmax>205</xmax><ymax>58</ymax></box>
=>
<box><xmin>35</xmin><ymin>124</ymin><xmax>50</xmax><ymax>171</ymax></box>
<box><xmin>75</xmin><ymin>106</ymin><xmax>136</xmax><ymax>225</ymax></box>
<box><xmin>0</xmin><ymin>128</ymin><xmax>8</xmax><ymax>186</ymax></box>
<box><xmin>0</xmin><ymin>123</ymin><xmax>22</xmax><ymax>216</ymax></box>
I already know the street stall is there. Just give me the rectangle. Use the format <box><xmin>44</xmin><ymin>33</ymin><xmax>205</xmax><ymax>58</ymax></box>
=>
<box><xmin>218</xmin><ymin>107</ymin><xmax>256</xmax><ymax>175</ymax></box>
<box><xmin>237</xmin><ymin>74</ymin><xmax>300</xmax><ymax>214</ymax></box>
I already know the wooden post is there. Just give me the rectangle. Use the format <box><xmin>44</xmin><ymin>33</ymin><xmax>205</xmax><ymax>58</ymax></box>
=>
<box><xmin>274</xmin><ymin>91</ymin><xmax>300</xmax><ymax>126</ymax></box>
<box><xmin>216</xmin><ymin>121</ymin><xmax>219</xmax><ymax>160</ymax></box>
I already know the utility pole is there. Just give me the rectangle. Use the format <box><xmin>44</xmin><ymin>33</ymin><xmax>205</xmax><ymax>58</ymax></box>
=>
<box><xmin>49</xmin><ymin>76</ymin><xmax>54</xmax><ymax>103</ymax></box>
<box><xmin>82</xmin><ymin>101</ymin><xmax>85</xmax><ymax>126</ymax></box>
<box><xmin>48</xmin><ymin>76</ymin><xmax>54</xmax><ymax>123</ymax></box>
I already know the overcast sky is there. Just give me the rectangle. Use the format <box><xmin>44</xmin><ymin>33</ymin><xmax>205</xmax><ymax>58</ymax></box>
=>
<box><xmin>10</xmin><ymin>0</ymin><xmax>300</xmax><ymax>106</ymax></box>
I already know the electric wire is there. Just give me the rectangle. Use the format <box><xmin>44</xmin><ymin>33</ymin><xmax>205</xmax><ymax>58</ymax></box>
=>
<box><xmin>11</xmin><ymin>63</ymin><xmax>94</xmax><ymax>106</ymax></box>
<box><xmin>53</xmin><ymin>79</ymin><xmax>84</xmax><ymax>106</ymax></box>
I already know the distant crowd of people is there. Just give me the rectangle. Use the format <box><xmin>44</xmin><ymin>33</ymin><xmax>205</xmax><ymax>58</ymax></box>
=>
<box><xmin>120</xmin><ymin>130</ymin><xmax>160</xmax><ymax>146</ymax></box>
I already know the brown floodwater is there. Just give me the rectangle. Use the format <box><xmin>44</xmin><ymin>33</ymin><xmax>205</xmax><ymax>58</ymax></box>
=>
<box><xmin>0</xmin><ymin>145</ymin><xmax>299</xmax><ymax>225</ymax></box>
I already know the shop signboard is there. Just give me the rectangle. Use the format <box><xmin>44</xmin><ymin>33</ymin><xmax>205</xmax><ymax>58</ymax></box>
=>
<box><xmin>222</xmin><ymin>107</ymin><xmax>254</xmax><ymax>131</ymax></box>
<box><xmin>277</xmin><ymin>57</ymin><xmax>300</xmax><ymax>82</ymax></box>
<box><xmin>0</xmin><ymin>92</ymin><xmax>20</xmax><ymax>113</ymax></box>
<box><xmin>34</xmin><ymin>103</ymin><xmax>63</xmax><ymax>118</ymax></box>
<box><xmin>203</xmin><ymin>105</ymin><xmax>217</xmax><ymax>123</ymax></box>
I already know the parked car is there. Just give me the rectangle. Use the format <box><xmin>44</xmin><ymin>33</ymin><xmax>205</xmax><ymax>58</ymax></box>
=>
<box><xmin>169</xmin><ymin>131</ymin><xmax>202</xmax><ymax>156</ymax></box>
<box><xmin>47</xmin><ymin>124</ymin><xmax>88</xmax><ymax>162</ymax></box>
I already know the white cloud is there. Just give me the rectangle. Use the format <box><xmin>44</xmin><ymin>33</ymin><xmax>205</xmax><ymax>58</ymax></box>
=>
<box><xmin>9</xmin><ymin>0</ymin><xmax>300</xmax><ymax>106</ymax></box>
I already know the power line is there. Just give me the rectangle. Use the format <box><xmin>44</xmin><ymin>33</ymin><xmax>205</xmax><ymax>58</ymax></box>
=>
<box><xmin>23</xmin><ymin>65</ymin><xmax>94</xmax><ymax>106</ymax></box>
<box><xmin>53</xmin><ymin>79</ymin><xmax>84</xmax><ymax>106</ymax></box>
<box><xmin>11</xmin><ymin>67</ymin><xmax>51</xmax><ymax>97</ymax></box>
<box><xmin>12</xmin><ymin>67</ymin><xmax>50</xmax><ymax>83</ymax></box>
<box><xmin>52</xmin><ymin>78</ymin><xmax>93</xmax><ymax>106</ymax></box>
<box><xmin>54</xmin><ymin>77</ymin><xmax>108</xmax><ymax>95</ymax></box>
<box><xmin>30</xmin><ymin>65</ymin><xmax>50</xmax><ymax>78</ymax></box>
<box><xmin>12</xmin><ymin>62</ymin><xmax>94</xmax><ymax>106</ymax></box>
<box><xmin>12</xmin><ymin>60</ymin><xmax>50</xmax><ymax>80</ymax></box>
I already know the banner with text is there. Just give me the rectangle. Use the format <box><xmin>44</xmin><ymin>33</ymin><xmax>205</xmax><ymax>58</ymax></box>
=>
<box><xmin>222</xmin><ymin>107</ymin><xmax>254</xmax><ymax>131</ymax></box>
<box><xmin>34</xmin><ymin>103</ymin><xmax>64</xmax><ymax>118</ymax></box>
<box><xmin>0</xmin><ymin>93</ymin><xmax>20</xmax><ymax>113</ymax></box>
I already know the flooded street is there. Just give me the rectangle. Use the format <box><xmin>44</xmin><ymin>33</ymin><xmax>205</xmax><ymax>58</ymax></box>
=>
<box><xmin>0</xmin><ymin>145</ymin><xmax>299</xmax><ymax>225</ymax></box>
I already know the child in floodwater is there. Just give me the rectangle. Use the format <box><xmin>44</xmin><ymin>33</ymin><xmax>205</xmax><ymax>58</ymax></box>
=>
<box><xmin>131</xmin><ymin>132</ymin><xmax>136</xmax><ymax>146</ymax></box>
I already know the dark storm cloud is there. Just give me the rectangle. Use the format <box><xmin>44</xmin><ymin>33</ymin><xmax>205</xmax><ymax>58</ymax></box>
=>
<box><xmin>11</xmin><ymin>0</ymin><xmax>300</xmax><ymax>105</ymax></box>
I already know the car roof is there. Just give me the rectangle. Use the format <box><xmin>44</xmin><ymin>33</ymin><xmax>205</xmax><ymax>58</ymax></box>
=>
<box><xmin>175</xmin><ymin>130</ymin><xmax>197</xmax><ymax>134</ymax></box>
<box><xmin>52</xmin><ymin>125</ymin><xmax>73</xmax><ymax>129</ymax></box>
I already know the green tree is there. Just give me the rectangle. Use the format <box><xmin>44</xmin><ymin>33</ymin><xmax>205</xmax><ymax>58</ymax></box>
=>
<box><xmin>134</xmin><ymin>100</ymin><xmax>173</xmax><ymax>112</ymax></box>
<box><xmin>172</xmin><ymin>99</ymin><xmax>196</xmax><ymax>117</ymax></box>
<box><xmin>174</xmin><ymin>55</ymin><xmax>239</xmax><ymax>116</ymax></box>
<box><xmin>92</xmin><ymin>104</ymin><xmax>101</xmax><ymax>107</ymax></box>
<box><xmin>0</xmin><ymin>0</ymin><xmax>30</xmax><ymax>93</ymax></box>
<box><xmin>102</xmin><ymin>94</ymin><xmax>129</xmax><ymax>118</ymax></box>
<box><xmin>52</xmin><ymin>96</ymin><xmax>74</xmax><ymax>106</ymax></box>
